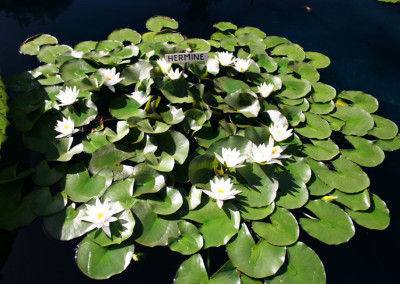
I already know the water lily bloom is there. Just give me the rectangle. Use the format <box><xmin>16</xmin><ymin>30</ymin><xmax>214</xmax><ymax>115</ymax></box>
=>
<box><xmin>258</xmin><ymin>82</ymin><xmax>274</xmax><ymax>98</ymax></box>
<box><xmin>215</xmin><ymin>147</ymin><xmax>246</xmax><ymax>168</ymax></box>
<box><xmin>99</xmin><ymin>67</ymin><xmax>123</xmax><ymax>92</ymax></box>
<box><xmin>206</xmin><ymin>57</ymin><xmax>220</xmax><ymax>75</ymax></box>
<box><xmin>54</xmin><ymin>117</ymin><xmax>76</xmax><ymax>138</ymax></box>
<box><xmin>269</xmin><ymin>122</ymin><xmax>293</xmax><ymax>142</ymax></box>
<box><xmin>217</xmin><ymin>51</ymin><xmax>235</xmax><ymax>66</ymax></box>
<box><xmin>203</xmin><ymin>177</ymin><xmax>241</xmax><ymax>208</ymax></box>
<box><xmin>56</xmin><ymin>86</ymin><xmax>79</xmax><ymax>106</ymax></box>
<box><xmin>167</xmin><ymin>68</ymin><xmax>182</xmax><ymax>80</ymax></box>
<box><xmin>80</xmin><ymin>198</ymin><xmax>124</xmax><ymax>238</ymax></box>
<box><xmin>156</xmin><ymin>58</ymin><xmax>172</xmax><ymax>74</ymax></box>
<box><xmin>70</xmin><ymin>50</ymin><xmax>84</xmax><ymax>58</ymax></box>
<box><xmin>233</xmin><ymin>58</ymin><xmax>251</xmax><ymax>72</ymax></box>
<box><xmin>250</xmin><ymin>137</ymin><xmax>290</xmax><ymax>165</ymax></box>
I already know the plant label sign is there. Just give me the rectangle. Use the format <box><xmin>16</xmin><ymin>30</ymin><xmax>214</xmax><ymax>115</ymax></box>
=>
<box><xmin>164</xmin><ymin>52</ymin><xmax>208</xmax><ymax>63</ymax></box>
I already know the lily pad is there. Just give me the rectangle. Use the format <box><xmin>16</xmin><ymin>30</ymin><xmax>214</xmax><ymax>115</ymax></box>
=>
<box><xmin>295</xmin><ymin>112</ymin><xmax>331</xmax><ymax>139</ymax></box>
<box><xmin>338</xmin><ymin>90</ymin><xmax>379</xmax><ymax>113</ymax></box>
<box><xmin>237</xmin><ymin>203</ymin><xmax>275</xmax><ymax>221</ymax></box>
<box><xmin>302</xmin><ymin>138</ymin><xmax>340</xmax><ymax>161</ymax></box>
<box><xmin>341</xmin><ymin>136</ymin><xmax>385</xmax><ymax>167</ymax></box>
<box><xmin>271</xmin><ymin>43</ymin><xmax>305</xmax><ymax>61</ymax></box>
<box><xmin>279</xmin><ymin>75</ymin><xmax>311</xmax><ymax>99</ymax></box>
<box><xmin>178</xmin><ymin>38</ymin><xmax>211</xmax><ymax>52</ymax></box>
<box><xmin>330</xmin><ymin>189</ymin><xmax>371</xmax><ymax>211</ymax></box>
<box><xmin>37</xmin><ymin>44</ymin><xmax>72</xmax><ymax>63</ymax></box>
<box><xmin>310</xmin><ymin>82</ymin><xmax>336</xmax><ymax>103</ymax></box>
<box><xmin>33</xmin><ymin>160</ymin><xmax>66</xmax><ymax>186</ymax></box>
<box><xmin>30</xmin><ymin>188</ymin><xmax>67</xmax><ymax>216</ymax></box>
<box><xmin>275</xmin><ymin>172</ymin><xmax>309</xmax><ymax>209</ymax></box>
<box><xmin>146</xmin><ymin>16</ymin><xmax>179</xmax><ymax>32</ymax></box>
<box><xmin>288</xmin><ymin>62</ymin><xmax>320</xmax><ymax>82</ymax></box>
<box><xmin>368</xmin><ymin>114</ymin><xmax>398</xmax><ymax>140</ymax></box>
<box><xmin>305</xmin><ymin>51</ymin><xmax>331</xmax><ymax>69</ymax></box>
<box><xmin>213</xmin><ymin>22</ymin><xmax>238</xmax><ymax>31</ymax></box>
<box><xmin>224</xmin><ymin>90</ymin><xmax>261</xmax><ymax>118</ymax></box>
<box><xmin>147</xmin><ymin>186</ymin><xmax>183</xmax><ymax>215</ymax></box>
<box><xmin>131</xmin><ymin>164</ymin><xmax>166</xmax><ymax>197</ymax></box>
<box><xmin>331</xmin><ymin>106</ymin><xmax>374</xmax><ymax>136</ymax></box>
<box><xmin>168</xmin><ymin>221</ymin><xmax>203</xmax><ymax>255</ymax></box>
<box><xmin>108</xmin><ymin>28</ymin><xmax>141</xmax><ymax>44</ymax></box>
<box><xmin>375</xmin><ymin>134</ymin><xmax>400</xmax><ymax>151</ymax></box>
<box><xmin>103</xmin><ymin>178</ymin><xmax>135</xmax><ymax>209</ymax></box>
<box><xmin>214</xmin><ymin>76</ymin><xmax>250</xmax><ymax>94</ymax></box>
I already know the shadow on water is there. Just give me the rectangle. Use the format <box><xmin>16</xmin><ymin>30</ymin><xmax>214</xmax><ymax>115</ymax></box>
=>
<box><xmin>0</xmin><ymin>0</ymin><xmax>72</xmax><ymax>26</ymax></box>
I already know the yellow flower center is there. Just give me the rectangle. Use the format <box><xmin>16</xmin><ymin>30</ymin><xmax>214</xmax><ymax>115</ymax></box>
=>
<box><xmin>106</xmin><ymin>77</ymin><xmax>113</xmax><ymax>81</ymax></box>
<box><xmin>217</xmin><ymin>188</ymin><xmax>225</xmax><ymax>194</ymax></box>
<box><xmin>97</xmin><ymin>212</ymin><xmax>105</xmax><ymax>219</ymax></box>
<box><xmin>272</xmin><ymin>147</ymin><xmax>279</xmax><ymax>155</ymax></box>
<box><xmin>63</xmin><ymin>125</ymin><xmax>70</xmax><ymax>130</ymax></box>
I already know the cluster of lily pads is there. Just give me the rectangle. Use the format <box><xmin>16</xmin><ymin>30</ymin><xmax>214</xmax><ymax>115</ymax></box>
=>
<box><xmin>1</xmin><ymin>15</ymin><xmax>399</xmax><ymax>283</ymax></box>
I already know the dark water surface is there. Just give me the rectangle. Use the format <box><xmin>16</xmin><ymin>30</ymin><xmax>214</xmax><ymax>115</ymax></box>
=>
<box><xmin>0</xmin><ymin>0</ymin><xmax>399</xmax><ymax>283</ymax></box>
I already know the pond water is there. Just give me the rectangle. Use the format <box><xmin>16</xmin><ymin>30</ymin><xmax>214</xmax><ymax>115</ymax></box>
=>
<box><xmin>0</xmin><ymin>0</ymin><xmax>399</xmax><ymax>283</ymax></box>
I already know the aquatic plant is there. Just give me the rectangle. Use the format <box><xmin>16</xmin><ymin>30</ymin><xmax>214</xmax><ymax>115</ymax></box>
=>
<box><xmin>1</xmin><ymin>15</ymin><xmax>399</xmax><ymax>282</ymax></box>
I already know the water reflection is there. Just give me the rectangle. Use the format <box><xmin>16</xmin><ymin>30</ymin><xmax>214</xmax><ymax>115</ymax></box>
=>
<box><xmin>0</xmin><ymin>0</ymin><xmax>72</xmax><ymax>26</ymax></box>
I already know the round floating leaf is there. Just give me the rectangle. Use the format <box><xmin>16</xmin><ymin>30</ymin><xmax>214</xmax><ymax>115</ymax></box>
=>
<box><xmin>147</xmin><ymin>186</ymin><xmax>183</xmax><ymax>215</ymax></box>
<box><xmin>74</xmin><ymin>41</ymin><xmax>97</xmax><ymax>52</ymax></box>
<box><xmin>64</xmin><ymin>162</ymin><xmax>113</xmax><ymax>203</ymax></box>
<box><xmin>174</xmin><ymin>254</ymin><xmax>208</xmax><ymax>284</ymax></box>
<box><xmin>310</xmin><ymin>82</ymin><xmax>336</xmax><ymax>103</ymax></box>
<box><xmin>279</xmin><ymin>75</ymin><xmax>311</xmax><ymax>99</ymax></box>
<box><xmin>76</xmin><ymin>237</ymin><xmax>135</xmax><ymax>279</ymax></box>
<box><xmin>295</xmin><ymin>112</ymin><xmax>331</xmax><ymax>139</ymax></box>
<box><xmin>137</xmin><ymin>119</ymin><xmax>170</xmax><ymax>134</ymax></box>
<box><xmin>224</xmin><ymin>90</ymin><xmax>261</xmax><ymax>118</ymax></box>
<box><xmin>346</xmin><ymin>193</ymin><xmax>390</xmax><ymax>230</ymax></box>
<box><xmin>237</xmin><ymin>203</ymin><xmax>275</xmax><ymax>221</ymax></box>
<box><xmin>159</xmin><ymin>77</ymin><xmax>192</xmax><ymax>104</ymax></box>
<box><xmin>375</xmin><ymin>134</ymin><xmax>400</xmax><ymax>151</ymax></box>
<box><xmin>226</xmin><ymin>223</ymin><xmax>286</xmax><ymax>278</ymax></box>
<box><xmin>309</xmin><ymin>100</ymin><xmax>335</xmax><ymax>115</ymax></box>
<box><xmin>275</xmin><ymin>172</ymin><xmax>309</xmax><ymax>209</ymax></box>
<box><xmin>305</xmin><ymin>51</ymin><xmax>331</xmax><ymax>69</ymax></box>
<box><xmin>253</xmin><ymin>206</ymin><xmax>299</xmax><ymax>246</ymax></box>
<box><xmin>330</xmin><ymin>189</ymin><xmax>371</xmax><ymax>211</ymax></box>
<box><xmin>209</xmin><ymin>261</ymin><xmax>240</xmax><ymax>284</ymax></box>
<box><xmin>33</xmin><ymin>160</ymin><xmax>66</xmax><ymax>186</ymax></box>
<box><xmin>288</xmin><ymin>62</ymin><xmax>320</xmax><ymax>82</ymax></box>
<box><xmin>331</xmin><ymin>106</ymin><xmax>374</xmax><ymax>136</ymax></box>
<box><xmin>168</xmin><ymin>221</ymin><xmax>203</xmax><ymax>255</ymax></box>
<box><xmin>155</xmin><ymin>130</ymin><xmax>190</xmax><ymax>165</ymax></box>
<box><xmin>338</xmin><ymin>91</ymin><xmax>379</xmax><ymax>113</ymax></box>
<box><xmin>108</xmin><ymin>28</ymin><xmax>141</xmax><ymax>44</ymax></box>
<box><xmin>109</xmin><ymin>94</ymin><xmax>141</xmax><ymax>119</ymax></box>
<box><xmin>62</xmin><ymin>99</ymin><xmax>97</xmax><ymax>127</ymax></box>
<box><xmin>305</xmin><ymin>158</ymin><xmax>333</xmax><ymax>196</ymax></box>
<box><xmin>60</xmin><ymin>58</ymin><xmax>97</xmax><ymax>81</ymax></box>
<box><xmin>188</xmin><ymin>154</ymin><xmax>216</xmax><ymax>188</ymax></box>
<box><xmin>214</xmin><ymin>76</ymin><xmax>250</xmax><ymax>93</ymax></box>
<box><xmin>264</xmin><ymin>36</ymin><xmax>291</xmax><ymax>49</ymax></box>
<box><xmin>131</xmin><ymin>164</ymin><xmax>166</xmax><ymax>197</ymax></box>
<box><xmin>266</xmin><ymin>242</ymin><xmax>326</xmax><ymax>284</ymax></box>
<box><xmin>300</xmin><ymin>200</ymin><xmax>355</xmax><ymax>245</ymax></box>
<box><xmin>283</xmin><ymin>156</ymin><xmax>312</xmax><ymax>183</ymax></box>
<box><xmin>317</xmin><ymin>156</ymin><xmax>370</xmax><ymax>193</ymax></box>
<box><xmin>235</xmin><ymin>27</ymin><xmax>266</xmax><ymax>39</ymax></box>
<box><xmin>20</xmin><ymin>34</ymin><xmax>58</xmax><ymax>55</ymax></box>
<box><xmin>207</xmin><ymin>135</ymin><xmax>252</xmax><ymax>160</ymax></box>
<box><xmin>30</xmin><ymin>188</ymin><xmax>67</xmax><ymax>216</ymax></box>
<box><xmin>368</xmin><ymin>114</ymin><xmax>398</xmax><ymax>140</ymax></box>
<box><xmin>146</xmin><ymin>15</ymin><xmax>179</xmax><ymax>32</ymax></box>
<box><xmin>37</xmin><ymin>44</ymin><xmax>73</xmax><ymax>63</ymax></box>
<box><xmin>341</xmin><ymin>136</ymin><xmax>385</xmax><ymax>167</ymax></box>
<box><xmin>121</xmin><ymin>60</ymin><xmax>153</xmax><ymax>85</ymax></box>
<box><xmin>184</xmin><ymin>198</ymin><xmax>240</xmax><ymax>248</ymax></box>
<box><xmin>131</xmin><ymin>200</ymin><xmax>179</xmax><ymax>247</ymax></box>
<box><xmin>213</xmin><ymin>22</ymin><xmax>237</xmax><ymax>31</ymax></box>
<box><xmin>103</xmin><ymin>178</ymin><xmax>135</xmax><ymax>209</ymax></box>
<box><xmin>271</xmin><ymin>43</ymin><xmax>305</xmax><ymax>61</ymax></box>
<box><xmin>241</xmin><ymin>275</ymin><xmax>263</xmax><ymax>284</ymax></box>
<box><xmin>178</xmin><ymin>38</ymin><xmax>211</xmax><ymax>52</ymax></box>
<box><xmin>302</xmin><ymin>138</ymin><xmax>340</xmax><ymax>161</ymax></box>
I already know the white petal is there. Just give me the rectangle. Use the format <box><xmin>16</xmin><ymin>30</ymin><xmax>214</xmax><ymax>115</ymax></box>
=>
<box><xmin>102</xmin><ymin>225</ymin><xmax>112</xmax><ymax>238</ymax></box>
<box><xmin>216</xmin><ymin>200</ymin><xmax>224</xmax><ymax>208</ymax></box>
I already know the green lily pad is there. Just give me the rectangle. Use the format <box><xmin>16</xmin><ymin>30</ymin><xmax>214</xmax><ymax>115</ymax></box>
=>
<box><xmin>300</xmin><ymin>200</ymin><xmax>355</xmax><ymax>245</ymax></box>
<box><xmin>331</xmin><ymin>106</ymin><xmax>374</xmax><ymax>136</ymax></box>
<box><xmin>109</xmin><ymin>94</ymin><xmax>141</xmax><ymax>119</ymax></box>
<box><xmin>271</xmin><ymin>43</ymin><xmax>305</xmax><ymax>61</ymax></box>
<box><xmin>224</xmin><ymin>90</ymin><xmax>261</xmax><ymax>118</ymax></box>
<box><xmin>368</xmin><ymin>114</ymin><xmax>398</xmax><ymax>140</ymax></box>
<box><xmin>275</xmin><ymin>172</ymin><xmax>309</xmax><ymax>209</ymax></box>
<box><xmin>121</xmin><ymin>60</ymin><xmax>153</xmax><ymax>85</ymax></box>
<box><xmin>108</xmin><ymin>28</ymin><xmax>141</xmax><ymax>44</ymax></box>
<box><xmin>237</xmin><ymin>203</ymin><xmax>275</xmax><ymax>221</ymax></box>
<box><xmin>305</xmin><ymin>158</ymin><xmax>333</xmax><ymax>196</ymax></box>
<box><xmin>253</xmin><ymin>206</ymin><xmax>299</xmax><ymax>246</ymax></box>
<box><xmin>226</xmin><ymin>223</ymin><xmax>286</xmax><ymax>278</ymax></box>
<box><xmin>264</xmin><ymin>36</ymin><xmax>291</xmax><ymax>49</ymax></box>
<box><xmin>184</xmin><ymin>198</ymin><xmax>240</xmax><ymax>248</ymax></box>
<box><xmin>214</xmin><ymin>76</ymin><xmax>250</xmax><ymax>94</ymax></box>
<box><xmin>20</xmin><ymin>34</ymin><xmax>58</xmax><ymax>55</ymax></box>
<box><xmin>37</xmin><ymin>44</ymin><xmax>72</xmax><ymax>63</ymax></box>
<box><xmin>236</xmin><ymin>27</ymin><xmax>266</xmax><ymax>39</ymax></box>
<box><xmin>46</xmin><ymin>137</ymin><xmax>84</xmax><ymax>162</ymax></box>
<box><xmin>178</xmin><ymin>38</ymin><xmax>211</xmax><ymax>52</ymax></box>
<box><xmin>131</xmin><ymin>164</ymin><xmax>166</xmax><ymax>197</ymax></box>
<box><xmin>338</xmin><ymin>90</ymin><xmax>379</xmax><ymax>113</ymax></box>
<box><xmin>302</xmin><ymin>138</ymin><xmax>340</xmax><ymax>161</ymax></box>
<box><xmin>158</xmin><ymin>77</ymin><xmax>192</xmax><ymax>104</ymax></box>
<box><xmin>317</xmin><ymin>156</ymin><xmax>370</xmax><ymax>193</ymax></box>
<box><xmin>295</xmin><ymin>112</ymin><xmax>331</xmax><ymax>139</ymax></box>
<box><xmin>103</xmin><ymin>178</ymin><xmax>135</xmax><ymax>209</ymax></box>
<box><xmin>147</xmin><ymin>186</ymin><xmax>183</xmax><ymax>215</ymax></box>
<box><xmin>146</xmin><ymin>15</ymin><xmax>179</xmax><ymax>32</ymax></box>
<box><xmin>155</xmin><ymin>130</ymin><xmax>190</xmax><ymax>164</ymax></box>
<box><xmin>76</xmin><ymin>237</ymin><xmax>135</xmax><ymax>279</ymax></box>
<box><xmin>310</xmin><ymin>82</ymin><xmax>336</xmax><ymax>103</ymax></box>
<box><xmin>168</xmin><ymin>221</ymin><xmax>203</xmax><ymax>255</ymax></box>
<box><xmin>30</xmin><ymin>187</ymin><xmax>67</xmax><ymax>216</ymax></box>
<box><xmin>266</xmin><ymin>242</ymin><xmax>326</xmax><ymax>284</ymax></box>
<box><xmin>341</xmin><ymin>136</ymin><xmax>385</xmax><ymax>167</ymax></box>
<box><xmin>283</xmin><ymin>156</ymin><xmax>312</xmax><ymax>183</ymax></box>
<box><xmin>375</xmin><ymin>134</ymin><xmax>400</xmax><ymax>151</ymax></box>
<box><xmin>309</xmin><ymin>100</ymin><xmax>335</xmax><ymax>115</ymax></box>
<box><xmin>74</xmin><ymin>41</ymin><xmax>97</xmax><ymax>53</ymax></box>
<box><xmin>346</xmin><ymin>193</ymin><xmax>390</xmax><ymax>230</ymax></box>
<box><xmin>279</xmin><ymin>75</ymin><xmax>311</xmax><ymax>99</ymax></box>
<box><xmin>188</xmin><ymin>154</ymin><xmax>216</xmax><ymax>188</ymax></box>
<box><xmin>305</xmin><ymin>51</ymin><xmax>331</xmax><ymax>69</ymax></box>
<box><xmin>62</xmin><ymin>99</ymin><xmax>97</xmax><ymax>127</ymax></box>
<box><xmin>131</xmin><ymin>199</ymin><xmax>179</xmax><ymax>247</ymax></box>
<box><xmin>59</xmin><ymin>58</ymin><xmax>97</xmax><ymax>81</ymax></box>
<box><xmin>288</xmin><ymin>62</ymin><xmax>320</xmax><ymax>82</ymax></box>
<box><xmin>330</xmin><ymin>189</ymin><xmax>371</xmax><ymax>211</ymax></box>
<box><xmin>213</xmin><ymin>22</ymin><xmax>238</xmax><ymax>31</ymax></box>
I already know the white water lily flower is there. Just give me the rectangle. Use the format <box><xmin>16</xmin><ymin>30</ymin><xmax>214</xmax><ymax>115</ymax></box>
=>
<box><xmin>203</xmin><ymin>177</ymin><xmax>241</xmax><ymax>208</ymax></box>
<box><xmin>167</xmin><ymin>68</ymin><xmax>182</xmax><ymax>80</ymax></box>
<box><xmin>80</xmin><ymin>198</ymin><xmax>124</xmax><ymax>238</ymax></box>
<box><xmin>258</xmin><ymin>82</ymin><xmax>274</xmax><ymax>98</ymax></box>
<box><xmin>215</xmin><ymin>147</ymin><xmax>246</xmax><ymax>168</ymax></box>
<box><xmin>99</xmin><ymin>67</ymin><xmax>123</xmax><ymax>92</ymax></box>
<box><xmin>250</xmin><ymin>137</ymin><xmax>290</xmax><ymax>165</ymax></box>
<box><xmin>270</xmin><ymin>122</ymin><xmax>293</xmax><ymax>142</ymax></box>
<box><xmin>156</xmin><ymin>58</ymin><xmax>172</xmax><ymax>74</ymax></box>
<box><xmin>54</xmin><ymin>117</ymin><xmax>77</xmax><ymax>138</ymax></box>
<box><xmin>233</xmin><ymin>58</ymin><xmax>251</xmax><ymax>72</ymax></box>
<box><xmin>217</xmin><ymin>51</ymin><xmax>235</xmax><ymax>66</ymax></box>
<box><xmin>70</xmin><ymin>50</ymin><xmax>84</xmax><ymax>58</ymax></box>
<box><xmin>56</xmin><ymin>86</ymin><xmax>79</xmax><ymax>106</ymax></box>
<box><xmin>206</xmin><ymin>57</ymin><xmax>219</xmax><ymax>75</ymax></box>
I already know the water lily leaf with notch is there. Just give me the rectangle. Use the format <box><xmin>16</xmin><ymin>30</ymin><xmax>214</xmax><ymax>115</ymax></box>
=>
<box><xmin>213</xmin><ymin>22</ymin><xmax>237</xmax><ymax>31</ymax></box>
<box><xmin>302</xmin><ymin>138</ymin><xmax>339</xmax><ymax>161</ymax></box>
<box><xmin>317</xmin><ymin>156</ymin><xmax>370</xmax><ymax>193</ymax></box>
<box><xmin>254</xmin><ymin>53</ymin><xmax>278</xmax><ymax>73</ymax></box>
<box><xmin>103</xmin><ymin>121</ymin><xmax>130</xmax><ymax>143</ymax></box>
<box><xmin>235</xmin><ymin>26</ymin><xmax>266</xmax><ymax>39</ymax></box>
<box><xmin>60</xmin><ymin>58</ymin><xmax>97</xmax><ymax>81</ymax></box>
<box><xmin>168</xmin><ymin>221</ymin><xmax>203</xmax><ymax>255</ymax></box>
<box><xmin>300</xmin><ymin>200</ymin><xmax>355</xmax><ymax>245</ymax></box>
<box><xmin>375</xmin><ymin>134</ymin><xmax>400</xmax><ymax>151</ymax></box>
<box><xmin>83</xmin><ymin>131</ymin><xmax>111</xmax><ymax>154</ymax></box>
<box><xmin>108</xmin><ymin>28</ymin><xmax>141</xmax><ymax>44</ymax></box>
<box><xmin>330</xmin><ymin>189</ymin><xmax>370</xmax><ymax>211</ymax></box>
<box><xmin>237</xmin><ymin>202</ymin><xmax>275</xmax><ymax>221</ymax></box>
<box><xmin>226</xmin><ymin>223</ymin><xmax>286</xmax><ymax>278</ymax></box>
<box><xmin>131</xmin><ymin>199</ymin><xmax>179</xmax><ymax>247</ymax></box>
<box><xmin>131</xmin><ymin>163</ymin><xmax>165</xmax><ymax>197</ymax></box>
<box><xmin>33</xmin><ymin>160</ymin><xmax>66</xmax><ymax>186</ymax></box>
<box><xmin>161</xmin><ymin>106</ymin><xmax>185</xmax><ymax>124</ymax></box>
<box><xmin>188</xmin><ymin>154</ymin><xmax>216</xmax><ymax>188</ymax></box>
<box><xmin>153</xmin><ymin>32</ymin><xmax>184</xmax><ymax>44</ymax></box>
<box><xmin>109</xmin><ymin>94</ymin><xmax>142</xmax><ymax>120</ymax></box>
<box><xmin>283</xmin><ymin>156</ymin><xmax>312</xmax><ymax>183</ymax></box>
<box><xmin>158</xmin><ymin>77</ymin><xmax>192</xmax><ymax>103</ymax></box>
<box><xmin>38</xmin><ymin>44</ymin><xmax>73</xmax><ymax>63</ymax></box>
<box><xmin>244</xmin><ymin>126</ymin><xmax>270</xmax><ymax>145</ymax></box>
<box><xmin>271</xmin><ymin>43</ymin><xmax>305</xmax><ymax>61</ymax></box>
<box><xmin>309</xmin><ymin>100</ymin><xmax>335</xmax><ymax>115</ymax></box>
<box><xmin>338</xmin><ymin>90</ymin><xmax>379</xmax><ymax>113</ymax></box>
<box><xmin>64</xmin><ymin>162</ymin><xmax>113</xmax><ymax>203</ymax></box>
<box><xmin>220</xmin><ymin>37</ymin><xmax>238</xmax><ymax>51</ymax></box>
<box><xmin>20</xmin><ymin>34</ymin><xmax>58</xmax><ymax>55</ymax></box>
<box><xmin>75</xmin><ymin>41</ymin><xmax>97</xmax><ymax>53</ymax></box>
<box><xmin>280</xmin><ymin>105</ymin><xmax>305</xmax><ymax>127</ymax></box>
<box><xmin>265</xmin><ymin>242</ymin><xmax>326</xmax><ymax>284</ymax></box>
<box><xmin>264</xmin><ymin>36</ymin><xmax>291</xmax><ymax>49</ymax></box>
<box><xmin>236</xmin><ymin>164</ymin><xmax>279</xmax><ymax>208</ymax></box>
<box><xmin>295</xmin><ymin>112</ymin><xmax>331</xmax><ymax>139</ymax></box>
<box><xmin>288</xmin><ymin>61</ymin><xmax>320</xmax><ymax>82</ymax></box>
<box><xmin>103</xmin><ymin>178</ymin><xmax>135</xmax><ymax>209</ymax></box>
<box><xmin>144</xmin><ymin>151</ymin><xmax>175</xmax><ymax>172</ymax></box>
<box><xmin>346</xmin><ymin>193</ymin><xmax>390</xmax><ymax>230</ymax></box>
<box><xmin>214</xmin><ymin>76</ymin><xmax>250</xmax><ymax>93</ymax></box>
<box><xmin>253</xmin><ymin>206</ymin><xmax>299</xmax><ymax>246</ymax></box>
<box><xmin>305</xmin><ymin>51</ymin><xmax>331</xmax><ymax>69</ymax></box>
<box><xmin>279</xmin><ymin>74</ymin><xmax>311</xmax><ymax>99</ymax></box>
<box><xmin>88</xmin><ymin>209</ymin><xmax>135</xmax><ymax>247</ymax></box>
<box><xmin>310</xmin><ymin>82</ymin><xmax>336</xmax><ymax>103</ymax></box>
<box><xmin>304</xmin><ymin>158</ymin><xmax>333</xmax><ymax>196</ymax></box>
<box><xmin>178</xmin><ymin>38</ymin><xmax>211</xmax><ymax>52</ymax></box>
<box><xmin>6</xmin><ymin>71</ymin><xmax>40</xmax><ymax>93</ymax></box>
<box><xmin>322</xmin><ymin>114</ymin><xmax>345</xmax><ymax>131</ymax></box>
<box><xmin>184</xmin><ymin>197</ymin><xmax>240</xmax><ymax>248</ymax></box>
<box><xmin>147</xmin><ymin>186</ymin><xmax>183</xmax><ymax>215</ymax></box>
<box><xmin>30</xmin><ymin>187</ymin><xmax>67</xmax><ymax>216</ymax></box>
<box><xmin>275</xmin><ymin>172</ymin><xmax>309</xmax><ymax>209</ymax></box>
<box><xmin>182</xmin><ymin>109</ymin><xmax>207</xmax><ymax>132</ymax></box>
<box><xmin>224</xmin><ymin>90</ymin><xmax>261</xmax><ymax>118</ymax></box>
<box><xmin>22</xmin><ymin>114</ymin><xmax>58</xmax><ymax>152</ymax></box>
<box><xmin>0</xmin><ymin>165</ymin><xmax>34</xmax><ymax>184</ymax></box>
<box><xmin>146</xmin><ymin>15</ymin><xmax>178</xmax><ymax>32</ymax></box>
<box><xmin>240</xmin><ymin>275</ymin><xmax>263</xmax><ymax>284</ymax></box>
<box><xmin>121</xmin><ymin>60</ymin><xmax>153</xmax><ymax>85</ymax></box>
<box><xmin>76</xmin><ymin>237</ymin><xmax>135</xmax><ymax>279</ymax></box>
<box><xmin>46</xmin><ymin>137</ymin><xmax>84</xmax><ymax>162</ymax></box>
<box><xmin>341</xmin><ymin>136</ymin><xmax>385</xmax><ymax>167</ymax></box>
<box><xmin>137</xmin><ymin>119</ymin><xmax>170</xmax><ymax>134</ymax></box>
<box><xmin>331</xmin><ymin>106</ymin><xmax>375</xmax><ymax>136</ymax></box>
<box><xmin>155</xmin><ymin>130</ymin><xmax>189</xmax><ymax>164</ymax></box>
<box><xmin>62</xmin><ymin>99</ymin><xmax>97</xmax><ymax>127</ymax></box>
<box><xmin>43</xmin><ymin>203</ymin><xmax>93</xmax><ymax>240</ymax></box>
<box><xmin>368</xmin><ymin>114</ymin><xmax>398</xmax><ymax>140</ymax></box>
<box><xmin>236</xmin><ymin>33</ymin><xmax>266</xmax><ymax>48</ymax></box>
